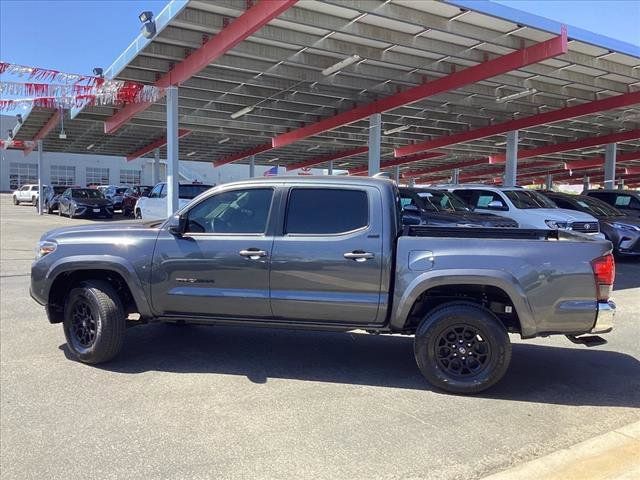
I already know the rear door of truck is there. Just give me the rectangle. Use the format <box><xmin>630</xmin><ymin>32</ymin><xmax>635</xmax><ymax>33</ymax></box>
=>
<box><xmin>269</xmin><ymin>185</ymin><xmax>384</xmax><ymax>324</ymax></box>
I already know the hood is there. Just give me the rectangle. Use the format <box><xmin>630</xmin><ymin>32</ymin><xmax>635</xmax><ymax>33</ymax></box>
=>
<box><xmin>73</xmin><ymin>197</ymin><xmax>113</xmax><ymax>207</ymax></box>
<box><xmin>41</xmin><ymin>221</ymin><xmax>162</xmax><ymax>243</ymax></box>
<box><xmin>423</xmin><ymin>210</ymin><xmax>517</xmax><ymax>227</ymax></box>
<box><xmin>517</xmin><ymin>208</ymin><xmax>598</xmax><ymax>222</ymax></box>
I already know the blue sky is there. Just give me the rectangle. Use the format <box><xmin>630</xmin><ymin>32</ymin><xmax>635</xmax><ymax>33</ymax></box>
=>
<box><xmin>0</xmin><ymin>0</ymin><xmax>638</xmax><ymax>77</ymax></box>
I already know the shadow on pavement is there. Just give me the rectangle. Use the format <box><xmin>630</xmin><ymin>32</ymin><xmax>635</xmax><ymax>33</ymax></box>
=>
<box><xmin>61</xmin><ymin>323</ymin><xmax>640</xmax><ymax>407</ymax></box>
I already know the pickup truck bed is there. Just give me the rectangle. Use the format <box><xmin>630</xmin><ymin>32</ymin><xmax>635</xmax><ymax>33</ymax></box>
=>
<box><xmin>30</xmin><ymin>177</ymin><xmax>616</xmax><ymax>394</ymax></box>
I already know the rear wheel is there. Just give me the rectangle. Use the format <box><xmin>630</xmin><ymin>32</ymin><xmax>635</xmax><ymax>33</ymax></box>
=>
<box><xmin>13</xmin><ymin>196</ymin><xmax>19</xmax><ymax>205</ymax></box>
<box><xmin>31</xmin><ymin>195</ymin><xmax>36</xmax><ymax>204</ymax></box>
<box><xmin>63</xmin><ymin>280</ymin><xmax>125</xmax><ymax>364</ymax></box>
<box><xmin>414</xmin><ymin>301</ymin><xmax>511</xmax><ymax>394</ymax></box>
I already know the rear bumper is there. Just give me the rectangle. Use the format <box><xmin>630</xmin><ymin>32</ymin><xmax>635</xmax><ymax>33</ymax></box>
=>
<box><xmin>591</xmin><ymin>300</ymin><xmax>615</xmax><ymax>334</ymax></box>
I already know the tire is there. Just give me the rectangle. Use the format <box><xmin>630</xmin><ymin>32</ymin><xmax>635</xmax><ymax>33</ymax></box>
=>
<box><xmin>47</xmin><ymin>203</ymin><xmax>53</xmax><ymax>214</ymax></box>
<box><xmin>31</xmin><ymin>196</ymin><xmax>36</xmax><ymax>204</ymax></box>
<box><xmin>135</xmin><ymin>209</ymin><xmax>142</xmax><ymax>220</ymax></box>
<box><xmin>414</xmin><ymin>301</ymin><xmax>511</xmax><ymax>394</ymax></box>
<box><xmin>13</xmin><ymin>196</ymin><xmax>19</xmax><ymax>205</ymax></box>
<box><xmin>123</xmin><ymin>207</ymin><xmax>132</xmax><ymax>218</ymax></box>
<box><xmin>62</xmin><ymin>280</ymin><xmax>125</xmax><ymax>364</ymax></box>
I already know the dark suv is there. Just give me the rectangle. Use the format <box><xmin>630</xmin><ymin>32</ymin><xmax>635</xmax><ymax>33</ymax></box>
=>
<box><xmin>122</xmin><ymin>185</ymin><xmax>153</xmax><ymax>217</ymax></box>
<box><xmin>35</xmin><ymin>185</ymin><xmax>71</xmax><ymax>214</ymax></box>
<box><xmin>585</xmin><ymin>189</ymin><xmax>640</xmax><ymax>219</ymax></box>
<box><xmin>399</xmin><ymin>187</ymin><xmax>518</xmax><ymax>228</ymax></box>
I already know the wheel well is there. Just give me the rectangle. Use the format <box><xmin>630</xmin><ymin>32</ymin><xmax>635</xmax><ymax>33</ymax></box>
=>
<box><xmin>47</xmin><ymin>269</ymin><xmax>138</xmax><ymax>323</ymax></box>
<box><xmin>404</xmin><ymin>284</ymin><xmax>521</xmax><ymax>334</ymax></box>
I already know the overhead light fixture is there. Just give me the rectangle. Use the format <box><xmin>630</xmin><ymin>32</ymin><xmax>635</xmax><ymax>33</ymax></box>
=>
<box><xmin>383</xmin><ymin>125</ymin><xmax>412</xmax><ymax>135</ymax></box>
<box><xmin>230</xmin><ymin>105</ymin><xmax>254</xmax><ymax>119</ymax></box>
<box><xmin>15</xmin><ymin>114</ymin><xmax>23</xmax><ymax>124</ymax></box>
<box><xmin>59</xmin><ymin>110</ymin><xmax>66</xmax><ymax>139</ymax></box>
<box><xmin>218</xmin><ymin>137</ymin><xmax>230</xmax><ymax>144</ymax></box>
<box><xmin>7</xmin><ymin>129</ymin><xmax>13</xmax><ymax>139</ymax></box>
<box><xmin>187</xmin><ymin>151</ymin><xmax>197</xmax><ymax>157</ymax></box>
<box><xmin>92</xmin><ymin>67</ymin><xmax>103</xmax><ymax>77</ymax></box>
<box><xmin>496</xmin><ymin>88</ymin><xmax>537</xmax><ymax>103</ymax></box>
<box><xmin>322</xmin><ymin>54</ymin><xmax>361</xmax><ymax>76</ymax></box>
<box><xmin>86</xmin><ymin>143</ymin><xmax>95</xmax><ymax>150</ymax></box>
<box><xmin>307</xmin><ymin>144</ymin><xmax>320</xmax><ymax>152</ymax></box>
<box><xmin>494</xmin><ymin>140</ymin><xmax>507</xmax><ymax>146</ymax></box>
<box><xmin>268</xmin><ymin>157</ymin><xmax>280</xmax><ymax>163</ymax></box>
<box><xmin>139</xmin><ymin>11</ymin><xmax>156</xmax><ymax>39</ymax></box>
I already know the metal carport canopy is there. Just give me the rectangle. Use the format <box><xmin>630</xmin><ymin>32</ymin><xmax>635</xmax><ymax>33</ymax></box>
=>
<box><xmin>10</xmin><ymin>0</ymin><xmax>640</xmax><ymax>184</ymax></box>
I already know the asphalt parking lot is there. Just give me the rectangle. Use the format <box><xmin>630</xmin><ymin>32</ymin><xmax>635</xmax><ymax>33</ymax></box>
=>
<box><xmin>1</xmin><ymin>193</ymin><xmax>638</xmax><ymax>480</ymax></box>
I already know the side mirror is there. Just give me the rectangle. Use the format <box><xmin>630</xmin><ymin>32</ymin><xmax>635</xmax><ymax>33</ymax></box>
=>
<box><xmin>402</xmin><ymin>212</ymin><xmax>422</xmax><ymax>226</ymax></box>
<box><xmin>168</xmin><ymin>214</ymin><xmax>187</xmax><ymax>236</ymax></box>
<box><xmin>486</xmin><ymin>200</ymin><xmax>507</xmax><ymax>211</ymax></box>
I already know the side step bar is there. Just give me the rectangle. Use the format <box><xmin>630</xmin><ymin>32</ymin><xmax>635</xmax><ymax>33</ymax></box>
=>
<box><xmin>566</xmin><ymin>335</ymin><xmax>608</xmax><ymax>347</ymax></box>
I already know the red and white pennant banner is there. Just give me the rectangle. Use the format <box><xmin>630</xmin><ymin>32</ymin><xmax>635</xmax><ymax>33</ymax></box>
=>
<box><xmin>0</xmin><ymin>61</ymin><xmax>97</xmax><ymax>84</ymax></box>
<box><xmin>0</xmin><ymin>139</ymin><xmax>35</xmax><ymax>149</ymax></box>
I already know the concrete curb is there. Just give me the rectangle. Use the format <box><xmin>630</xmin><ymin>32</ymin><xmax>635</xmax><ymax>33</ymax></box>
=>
<box><xmin>481</xmin><ymin>421</ymin><xmax>640</xmax><ymax>480</ymax></box>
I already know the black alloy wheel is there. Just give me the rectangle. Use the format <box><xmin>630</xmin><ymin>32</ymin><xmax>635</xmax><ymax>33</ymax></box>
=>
<box><xmin>69</xmin><ymin>299</ymin><xmax>97</xmax><ymax>348</ymax></box>
<box><xmin>434</xmin><ymin>324</ymin><xmax>491</xmax><ymax>378</ymax></box>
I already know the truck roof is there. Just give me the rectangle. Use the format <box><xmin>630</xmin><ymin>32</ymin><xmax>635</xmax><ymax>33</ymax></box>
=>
<box><xmin>221</xmin><ymin>175</ymin><xmax>396</xmax><ymax>188</ymax></box>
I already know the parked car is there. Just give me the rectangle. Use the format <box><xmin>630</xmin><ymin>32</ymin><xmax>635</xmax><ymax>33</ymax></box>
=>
<box><xmin>440</xmin><ymin>185</ymin><xmax>602</xmax><ymax>235</ymax></box>
<box><xmin>35</xmin><ymin>185</ymin><xmax>71</xmax><ymax>213</ymax></box>
<box><xmin>135</xmin><ymin>182</ymin><xmax>214</xmax><ymax>220</ymax></box>
<box><xmin>584</xmin><ymin>189</ymin><xmax>640</xmax><ymax>219</ymax></box>
<box><xmin>12</xmin><ymin>184</ymin><xmax>41</xmax><ymax>205</ymax></box>
<box><xmin>539</xmin><ymin>191</ymin><xmax>640</xmax><ymax>256</ymax></box>
<box><xmin>31</xmin><ymin>177</ymin><xmax>616</xmax><ymax>394</ymax></box>
<box><xmin>122</xmin><ymin>185</ymin><xmax>153</xmax><ymax>217</ymax></box>
<box><xmin>98</xmin><ymin>186</ymin><xmax>128</xmax><ymax>211</ymax></box>
<box><xmin>58</xmin><ymin>188</ymin><xmax>114</xmax><ymax>219</ymax></box>
<box><xmin>399</xmin><ymin>187</ymin><xmax>518</xmax><ymax>228</ymax></box>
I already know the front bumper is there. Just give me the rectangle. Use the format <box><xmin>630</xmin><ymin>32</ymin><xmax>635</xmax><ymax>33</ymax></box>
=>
<box><xmin>591</xmin><ymin>300</ymin><xmax>615</xmax><ymax>334</ymax></box>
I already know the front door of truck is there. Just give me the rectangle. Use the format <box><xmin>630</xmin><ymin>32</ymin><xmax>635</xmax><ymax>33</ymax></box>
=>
<box><xmin>151</xmin><ymin>187</ymin><xmax>276</xmax><ymax>319</ymax></box>
<box><xmin>269</xmin><ymin>186</ymin><xmax>384</xmax><ymax>324</ymax></box>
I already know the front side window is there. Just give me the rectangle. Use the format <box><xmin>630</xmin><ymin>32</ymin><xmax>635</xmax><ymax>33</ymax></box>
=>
<box><xmin>185</xmin><ymin>188</ymin><xmax>273</xmax><ymax>234</ymax></box>
<box><xmin>149</xmin><ymin>184</ymin><xmax>164</xmax><ymax>198</ymax></box>
<box><xmin>285</xmin><ymin>188</ymin><xmax>368</xmax><ymax>234</ymax></box>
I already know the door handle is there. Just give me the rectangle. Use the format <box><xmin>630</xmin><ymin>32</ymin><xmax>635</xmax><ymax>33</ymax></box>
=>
<box><xmin>239</xmin><ymin>249</ymin><xmax>268</xmax><ymax>260</ymax></box>
<box><xmin>344</xmin><ymin>251</ymin><xmax>375</xmax><ymax>262</ymax></box>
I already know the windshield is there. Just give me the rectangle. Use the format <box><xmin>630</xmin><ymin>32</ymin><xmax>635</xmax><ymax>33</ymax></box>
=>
<box><xmin>115</xmin><ymin>188</ymin><xmax>128</xmax><ymax>195</ymax></box>
<box><xmin>179</xmin><ymin>184</ymin><xmax>213</xmax><ymax>200</ymax></box>
<box><xmin>72</xmin><ymin>189</ymin><xmax>105</xmax><ymax>199</ymax></box>
<box><xmin>52</xmin><ymin>186</ymin><xmax>67</xmax><ymax>194</ymax></box>
<box><xmin>417</xmin><ymin>190</ymin><xmax>469</xmax><ymax>212</ymax></box>
<box><xmin>574</xmin><ymin>196</ymin><xmax>625</xmax><ymax>217</ymax></box>
<box><xmin>505</xmin><ymin>190</ymin><xmax>557</xmax><ymax>209</ymax></box>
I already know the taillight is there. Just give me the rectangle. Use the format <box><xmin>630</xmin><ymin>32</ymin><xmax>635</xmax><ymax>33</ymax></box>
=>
<box><xmin>591</xmin><ymin>254</ymin><xmax>615</xmax><ymax>301</ymax></box>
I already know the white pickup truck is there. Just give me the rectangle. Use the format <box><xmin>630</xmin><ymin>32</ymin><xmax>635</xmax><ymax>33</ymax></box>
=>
<box><xmin>134</xmin><ymin>182</ymin><xmax>213</xmax><ymax>220</ymax></box>
<box><xmin>12</xmin><ymin>184</ymin><xmax>42</xmax><ymax>205</ymax></box>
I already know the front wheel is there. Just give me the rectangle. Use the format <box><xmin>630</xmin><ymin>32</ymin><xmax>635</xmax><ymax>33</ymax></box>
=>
<box><xmin>13</xmin><ymin>196</ymin><xmax>19</xmax><ymax>205</ymax></box>
<box><xmin>414</xmin><ymin>302</ymin><xmax>511</xmax><ymax>394</ymax></box>
<box><xmin>135</xmin><ymin>209</ymin><xmax>142</xmax><ymax>219</ymax></box>
<box><xmin>63</xmin><ymin>280</ymin><xmax>125</xmax><ymax>364</ymax></box>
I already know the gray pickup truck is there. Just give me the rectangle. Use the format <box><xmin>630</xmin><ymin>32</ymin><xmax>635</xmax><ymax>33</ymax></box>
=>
<box><xmin>31</xmin><ymin>177</ymin><xmax>616</xmax><ymax>394</ymax></box>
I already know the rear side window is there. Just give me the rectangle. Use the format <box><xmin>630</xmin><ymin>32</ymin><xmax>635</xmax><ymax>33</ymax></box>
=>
<box><xmin>286</xmin><ymin>188</ymin><xmax>368</xmax><ymax>234</ymax></box>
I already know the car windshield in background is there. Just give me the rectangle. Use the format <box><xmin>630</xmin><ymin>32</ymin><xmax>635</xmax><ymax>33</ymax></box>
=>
<box><xmin>53</xmin><ymin>186</ymin><xmax>67</xmax><ymax>194</ymax></box>
<box><xmin>115</xmin><ymin>188</ymin><xmax>128</xmax><ymax>194</ymax></box>
<box><xmin>417</xmin><ymin>190</ymin><xmax>469</xmax><ymax>212</ymax></box>
<box><xmin>179</xmin><ymin>184</ymin><xmax>213</xmax><ymax>200</ymax></box>
<box><xmin>505</xmin><ymin>190</ymin><xmax>557</xmax><ymax>209</ymax></box>
<box><xmin>72</xmin><ymin>189</ymin><xmax>105</xmax><ymax>199</ymax></box>
<box><xmin>575</xmin><ymin>196</ymin><xmax>625</xmax><ymax>217</ymax></box>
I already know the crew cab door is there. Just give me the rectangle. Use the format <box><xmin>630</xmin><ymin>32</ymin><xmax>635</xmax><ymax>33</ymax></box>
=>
<box><xmin>270</xmin><ymin>186</ymin><xmax>384</xmax><ymax>324</ymax></box>
<box><xmin>150</xmin><ymin>186</ymin><xmax>276</xmax><ymax>318</ymax></box>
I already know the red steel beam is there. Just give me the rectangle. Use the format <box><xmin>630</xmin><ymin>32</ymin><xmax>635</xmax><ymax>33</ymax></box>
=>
<box><xmin>272</xmin><ymin>28</ymin><xmax>568</xmax><ymax>149</ymax></box>
<box><xmin>564</xmin><ymin>151</ymin><xmax>640</xmax><ymax>170</ymax></box>
<box><xmin>349</xmin><ymin>151</ymin><xmax>445</xmax><ymax>175</ymax></box>
<box><xmin>126</xmin><ymin>129</ymin><xmax>191</xmax><ymax>161</ymax></box>
<box><xmin>395</xmin><ymin>91</ymin><xmax>640</xmax><ymax>159</ymax></box>
<box><xmin>213</xmin><ymin>143</ymin><xmax>272</xmax><ymax>167</ymax></box>
<box><xmin>286</xmin><ymin>146</ymin><xmax>368</xmax><ymax>171</ymax></box>
<box><xmin>104</xmin><ymin>0</ymin><xmax>297</xmax><ymax>134</ymax></box>
<box><xmin>626</xmin><ymin>167</ymin><xmax>640</xmax><ymax>175</ymax></box>
<box><xmin>23</xmin><ymin>110</ymin><xmax>62</xmax><ymax>155</ymax></box>
<box><xmin>489</xmin><ymin>129</ymin><xmax>640</xmax><ymax>164</ymax></box>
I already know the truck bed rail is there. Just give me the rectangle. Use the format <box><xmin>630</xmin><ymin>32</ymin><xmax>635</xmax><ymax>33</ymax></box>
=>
<box><xmin>404</xmin><ymin>226</ymin><xmax>559</xmax><ymax>240</ymax></box>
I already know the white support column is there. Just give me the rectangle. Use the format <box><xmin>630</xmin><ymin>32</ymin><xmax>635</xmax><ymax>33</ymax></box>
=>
<box><xmin>393</xmin><ymin>165</ymin><xmax>400</xmax><ymax>184</ymax></box>
<box><xmin>327</xmin><ymin>160</ymin><xmax>334</xmax><ymax>176</ymax></box>
<box><xmin>368</xmin><ymin>113</ymin><xmax>381</xmax><ymax>176</ymax></box>
<box><xmin>37</xmin><ymin>140</ymin><xmax>44</xmax><ymax>215</ymax></box>
<box><xmin>618</xmin><ymin>179</ymin><xmax>625</xmax><ymax>190</ymax></box>
<box><xmin>452</xmin><ymin>168</ymin><xmax>460</xmax><ymax>184</ymax></box>
<box><xmin>583</xmin><ymin>175</ymin><xmax>590</xmax><ymax>193</ymax></box>
<box><xmin>545</xmin><ymin>173</ymin><xmax>553</xmax><ymax>190</ymax></box>
<box><xmin>504</xmin><ymin>130</ymin><xmax>518</xmax><ymax>187</ymax></box>
<box><xmin>408</xmin><ymin>177</ymin><xmax>415</xmax><ymax>187</ymax></box>
<box><xmin>249</xmin><ymin>155</ymin><xmax>255</xmax><ymax>178</ymax></box>
<box><xmin>153</xmin><ymin>148</ymin><xmax>160</xmax><ymax>185</ymax></box>
<box><xmin>166</xmin><ymin>86</ymin><xmax>179</xmax><ymax>218</ymax></box>
<box><xmin>604</xmin><ymin>143</ymin><xmax>616</xmax><ymax>190</ymax></box>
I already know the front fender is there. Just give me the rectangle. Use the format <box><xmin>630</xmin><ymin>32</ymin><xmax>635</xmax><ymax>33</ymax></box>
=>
<box><xmin>42</xmin><ymin>255</ymin><xmax>153</xmax><ymax>317</ymax></box>
<box><xmin>390</xmin><ymin>269</ymin><xmax>536</xmax><ymax>337</ymax></box>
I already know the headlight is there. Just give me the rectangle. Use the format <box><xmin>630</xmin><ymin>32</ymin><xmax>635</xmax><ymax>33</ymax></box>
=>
<box><xmin>545</xmin><ymin>220</ymin><xmax>569</xmax><ymax>229</ymax></box>
<box><xmin>35</xmin><ymin>241</ymin><xmax>57</xmax><ymax>260</ymax></box>
<box><xmin>612</xmin><ymin>222</ymin><xmax>640</xmax><ymax>232</ymax></box>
